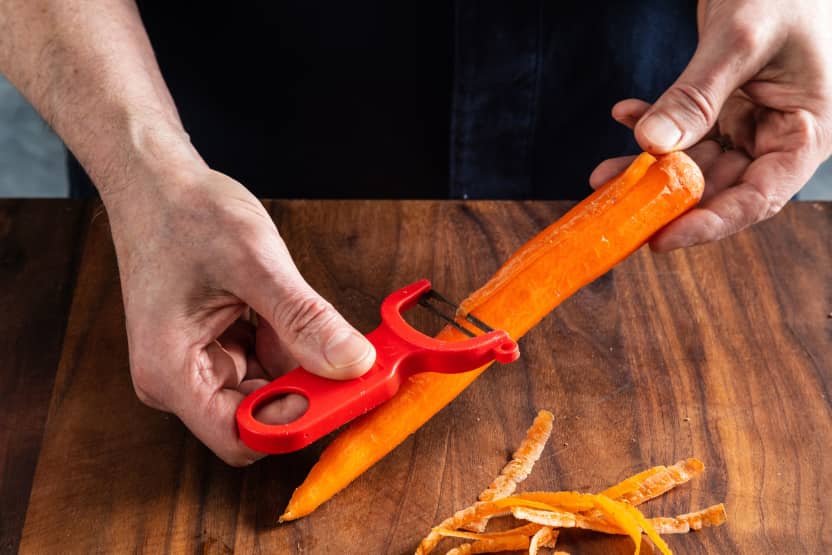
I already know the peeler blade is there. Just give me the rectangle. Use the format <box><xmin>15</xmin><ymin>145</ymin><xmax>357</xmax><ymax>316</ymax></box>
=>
<box><xmin>417</xmin><ymin>289</ymin><xmax>497</xmax><ymax>338</ymax></box>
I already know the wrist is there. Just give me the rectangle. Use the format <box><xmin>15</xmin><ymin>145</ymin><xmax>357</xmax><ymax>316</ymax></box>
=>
<box><xmin>75</xmin><ymin>106</ymin><xmax>207</xmax><ymax>203</ymax></box>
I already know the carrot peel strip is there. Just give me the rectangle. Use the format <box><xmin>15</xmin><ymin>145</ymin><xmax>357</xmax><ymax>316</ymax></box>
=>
<box><xmin>443</xmin><ymin>535</ymin><xmax>530</xmax><ymax>555</ymax></box>
<box><xmin>496</xmin><ymin>492</ymin><xmax>596</xmax><ymax>513</ymax></box>
<box><xmin>437</xmin><ymin>523</ymin><xmax>544</xmax><ymax>541</ymax></box>
<box><xmin>511</xmin><ymin>506</ymin><xmax>577</xmax><ymax>528</ymax></box>
<box><xmin>600</xmin><ymin>466</ymin><xmax>667</xmax><ymax>500</ymax></box>
<box><xmin>465</xmin><ymin>410</ymin><xmax>554</xmax><ymax>532</ymax></box>
<box><xmin>621</xmin><ymin>458</ymin><xmax>705</xmax><ymax>506</ymax></box>
<box><xmin>649</xmin><ymin>503</ymin><xmax>728</xmax><ymax>534</ymax></box>
<box><xmin>414</xmin><ymin>412</ymin><xmax>726</xmax><ymax>555</ymax></box>
<box><xmin>528</xmin><ymin>527</ymin><xmax>557</xmax><ymax>555</ymax></box>
<box><xmin>415</xmin><ymin>502</ymin><xmax>506</xmax><ymax>555</ymax></box>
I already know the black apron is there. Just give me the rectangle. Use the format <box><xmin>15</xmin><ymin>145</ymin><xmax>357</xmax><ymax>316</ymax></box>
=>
<box><xmin>70</xmin><ymin>1</ymin><xmax>697</xmax><ymax>200</ymax></box>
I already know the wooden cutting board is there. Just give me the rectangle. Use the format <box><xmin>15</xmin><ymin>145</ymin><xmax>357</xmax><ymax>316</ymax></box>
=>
<box><xmin>3</xmin><ymin>199</ymin><xmax>831</xmax><ymax>554</ymax></box>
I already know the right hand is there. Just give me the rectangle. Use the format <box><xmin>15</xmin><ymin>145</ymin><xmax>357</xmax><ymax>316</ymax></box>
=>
<box><xmin>103</xmin><ymin>160</ymin><xmax>376</xmax><ymax>466</ymax></box>
<box><xmin>591</xmin><ymin>0</ymin><xmax>832</xmax><ymax>251</ymax></box>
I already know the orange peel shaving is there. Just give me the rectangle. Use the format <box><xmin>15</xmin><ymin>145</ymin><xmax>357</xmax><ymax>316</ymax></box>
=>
<box><xmin>444</xmin><ymin>535</ymin><xmax>530</xmax><ymax>555</ymax></box>
<box><xmin>415</xmin><ymin>410</ymin><xmax>727</xmax><ymax>555</ymax></box>
<box><xmin>528</xmin><ymin>527</ymin><xmax>557</xmax><ymax>555</ymax></box>
<box><xmin>649</xmin><ymin>503</ymin><xmax>728</xmax><ymax>534</ymax></box>
<box><xmin>510</xmin><ymin>506</ymin><xmax>577</xmax><ymax>528</ymax></box>
<box><xmin>466</xmin><ymin>410</ymin><xmax>554</xmax><ymax>532</ymax></box>
<box><xmin>616</xmin><ymin>458</ymin><xmax>705</xmax><ymax>506</ymax></box>
<box><xmin>438</xmin><ymin>523</ymin><xmax>544</xmax><ymax>541</ymax></box>
<box><xmin>600</xmin><ymin>465</ymin><xmax>666</xmax><ymax>500</ymax></box>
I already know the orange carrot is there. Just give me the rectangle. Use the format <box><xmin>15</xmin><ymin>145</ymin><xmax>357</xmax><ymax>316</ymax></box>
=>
<box><xmin>280</xmin><ymin>152</ymin><xmax>704</xmax><ymax>521</ymax></box>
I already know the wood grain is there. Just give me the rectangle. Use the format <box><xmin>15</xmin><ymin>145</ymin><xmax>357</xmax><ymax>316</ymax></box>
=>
<box><xmin>10</xmin><ymin>200</ymin><xmax>832</xmax><ymax>554</ymax></box>
<box><xmin>0</xmin><ymin>200</ymin><xmax>86</xmax><ymax>555</ymax></box>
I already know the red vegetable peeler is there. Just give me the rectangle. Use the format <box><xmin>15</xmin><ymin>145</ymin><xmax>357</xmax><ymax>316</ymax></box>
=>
<box><xmin>236</xmin><ymin>279</ymin><xmax>519</xmax><ymax>454</ymax></box>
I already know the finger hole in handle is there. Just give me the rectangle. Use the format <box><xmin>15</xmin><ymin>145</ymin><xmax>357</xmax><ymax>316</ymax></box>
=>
<box><xmin>253</xmin><ymin>392</ymin><xmax>309</xmax><ymax>425</ymax></box>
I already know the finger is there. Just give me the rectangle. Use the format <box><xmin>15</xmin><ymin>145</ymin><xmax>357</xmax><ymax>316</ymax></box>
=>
<box><xmin>238</xmin><ymin>379</ymin><xmax>310</xmax><ymax>425</ymax></box>
<box><xmin>700</xmin><ymin>148</ymin><xmax>752</xmax><ymax>202</ymax></box>
<box><xmin>178</xmin><ymin>347</ymin><xmax>308</xmax><ymax>465</ymax></box>
<box><xmin>589</xmin><ymin>139</ymin><xmax>724</xmax><ymax>190</ymax></box>
<box><xmin>255</xmin><ymin>316</ymin><xmax>298</xmax><ymax>377</ymax></box>
<box><xmin>239</xmin><ymin>378</ymin><xmax>270</xmax><ymax>395</ymax></box>
<box><xmin>649</xmin><ymin>186</ymin><xmax>770</xmax><ymax>251</ymax></box>
<box><xmin>650</xmin><ymin>150</ymin><xmax>807</xmax><ymax>251</ymax></box>
<box><xmin>205</xmin><ymin>340</ymin><xmax>246</xmax><ymax>387</ymax></box>
<box><xmin>211</xmin><ymin>320</ymin><xmax>257</xmax><ymax>383</ymax></box>
<box><xmin>611</xmin><ymin>99</ymin><xmax>652</xmax><ymax>129</ymax></box>
<box><xmin>635</xmin><ymin>19</ymin><xmax>775</xmax><ymax>153</ymax></box>
<box><xmin>240</xmin><ymin>339</ymin><xmax>308</xmax><ymax>426</ymax></box>
<box><xmin>218</xmin><ymin>319</ymin><xmax>256</xmax><ymax>353</ymax></box>
<box><xmin>189</xmin><ymin>387</ymin><xmax>266</xmax><ymax>466</ymax></box>
<box><xmin>255</xmin><ymin>393</ymin><xmax>308</xmax><ymax>424</ymax></box>
<box><xmin>236</xmin><ymin>240</ymin><xmax>376</xmax><ymax>380</ymax></box>
<box><xmin>589</xmin><ymin>99</ymin><xmax>653</xmax><ymax>188</ymax></box>
<box><xmin>244</xmin><ymin>353</ymin><xmax>269</xmax><ymax>380</ymax></box>
<box><xmin>612</xmin><ymin>97</ymin><xmax>722</xmax><ymax>145</ymax></box>
<box><xmin>718</xmin><ymin>93</ymin><xmax>758</xmax><ymax>155</ymax></box>
<box><xmin>177</xmin><ymin>349</ymin><xmax>266</xmax><ymax>466</ymax></box>
<box><xmin>685</xmin><ymin>138</ymin><xmax>723</xmax><ymax>175</ymax></box>
<box><xmin>212</xmin><ymin>326</ymin><xmax>310</xmax><ymax>425</ymax></box>
<box><xmin>589</xmin><ymin>155</ymin><xmax>636</xmax><ymax>189</ymax></box>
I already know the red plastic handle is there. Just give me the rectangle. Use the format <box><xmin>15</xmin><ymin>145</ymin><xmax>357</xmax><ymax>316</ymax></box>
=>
<box><xmin>236</xmin><ymin>280</ymin><xmax>519</xmax><ymax>454</ymax></box>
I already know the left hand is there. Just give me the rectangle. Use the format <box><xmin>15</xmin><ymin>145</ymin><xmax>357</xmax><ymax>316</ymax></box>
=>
<box><xmin>591</xmin><ymin>0</ymin><xmax>832</xmax><ymax>251</ymax></box>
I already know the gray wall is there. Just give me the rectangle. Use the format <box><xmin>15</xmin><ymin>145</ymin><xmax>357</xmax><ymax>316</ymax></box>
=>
<box><xmin>1</xmin><ymin>76</ymin><xmax>830</xmax><ymax>200</ymax></box>
<box><xmin>804</xmin><ymin>156</ymin><xmax>832</xmax><ymax>200</ymax></box>
<box><xmin>0</xmin><ymin>77</ymin><xmax>68</xmax><ymax>197</ymax></box>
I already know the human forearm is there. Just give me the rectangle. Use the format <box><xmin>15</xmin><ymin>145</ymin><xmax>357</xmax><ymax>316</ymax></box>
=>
<box><xmin>0</xmin><ymin>0</ymin><xmax>376</xmax><ymax>467</ymax></box>
<box><xmin>0</xmin><ymin>0</ymin><xmax>203</xmax><ymax>199</ymax></box>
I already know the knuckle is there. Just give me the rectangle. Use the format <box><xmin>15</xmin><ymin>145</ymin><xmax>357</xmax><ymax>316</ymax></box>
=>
<box><xmin>125</xmin><ymin>330</ymin><xmax>167</xmax><ymax>409</ymax></box>
<box><xmin>669</xmin><ymin>81</ymin><xmax>720</xmax><ymax>128</ymax></box>
<box><xmin>237</xmin><ymin>238</ymin><xmax>292</xmax><ymax>285</ymax></box>
<box><xmin>274</xmin><ymin>292</ymin><xmax>337</xmax><ymax>343</ymax></box>
<box><xmin>727</xmin><ymin>17</ymin><xmax>765</xmax><ymax>53</ymax></box>
<box><xmin>133</xmin><ymin>386</ymin><xmax>154</xmax><ymax>407</ymax></box>
<box><xmin>746</xmin><ymin>185</ymin><xmax>785</xmax><ymax>222</ymax></box>
<box><xmin>789</xmin><ymin>111</ymin><xmax>818</xmax><ymax>149</ymax></box>
<box><xmin>130</xmin><ymin>369</ymin><xmax>157</xmax><ymax>407</ymax></box>
<box><xmin>127</xmin><ymin>348</ymin><xmax>166</xmax><ymax>410</ymax></box>
<box><xmin>763</xmin><ymin>194</ymin><xmax>788</xmax><ymax>220</ymax></box>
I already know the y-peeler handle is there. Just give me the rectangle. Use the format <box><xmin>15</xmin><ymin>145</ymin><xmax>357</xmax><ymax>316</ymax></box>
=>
<box><xmin>234</xmin><ymin>346</ymin><xmax>401</xmax><ymax>454</ymax></box>
<box><xmin>236</xmin><ymin>280</ymin><xmax>519</xmax><ymax>454</ymax></box>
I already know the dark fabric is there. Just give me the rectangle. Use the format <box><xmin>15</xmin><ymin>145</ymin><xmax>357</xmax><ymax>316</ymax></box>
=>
<box><xmin>450</xmin><ymin>1</ymin><xmax>698</xmax><ymax>199</ymax></box>
<box><xmin>69</xmin><ymin>1</ymin><xmax>698</xmax><ymax>200</ymax></box>
<box><xmin>67</xmin><ymin>154</ymin><xmax>94</xmax><ymax>198</ymax></box>
<box><xmin>139</xmin><ymin>2</ymin><xmax>452</xmax><ymax>199</ymax></box>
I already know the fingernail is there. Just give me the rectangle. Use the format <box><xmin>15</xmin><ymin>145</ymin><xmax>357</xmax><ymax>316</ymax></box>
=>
<box><xmin>641</xmin><ymin>114</ymin><xmax>682</xmax><ymax>151</ymax></box>
<box><xmin>324</xmin><ymin>330</ymin><xmax>373</xmax><ymax>369</ymax></box>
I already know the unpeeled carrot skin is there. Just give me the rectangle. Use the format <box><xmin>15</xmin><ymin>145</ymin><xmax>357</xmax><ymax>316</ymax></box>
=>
<box><xmin>281</xmin><ymin>152</ymin><xmax>704</xmax><ymax>521</ymax></box>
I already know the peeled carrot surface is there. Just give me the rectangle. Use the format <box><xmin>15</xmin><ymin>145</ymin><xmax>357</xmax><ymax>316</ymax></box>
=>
<box><xmin>280</xmin><ymin>152</ymin><xmax>705</xmax><ymax>521</ymax></box>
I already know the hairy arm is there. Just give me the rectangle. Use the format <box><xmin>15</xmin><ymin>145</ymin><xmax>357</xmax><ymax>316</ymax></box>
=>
<box><xmin>0</xmin><ymin>0</ymin><xmax>200</xmax><ymax>197</ymax></box>
<box><xmin>0</xmin><ymin>1</ymin><xmax>375</xmax><ymax>465</ymax></box>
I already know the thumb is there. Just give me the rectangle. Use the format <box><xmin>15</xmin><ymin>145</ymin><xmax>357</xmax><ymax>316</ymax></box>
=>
<box><xmin>238</xmin><ymin>248</ymin><xmax>376</xmax><ymax>380</ymax></box>
<box><xmin>635</xmin><ymin>21</ymin><xmax>771</xmax><ymax>153</ymax></box>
